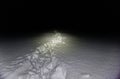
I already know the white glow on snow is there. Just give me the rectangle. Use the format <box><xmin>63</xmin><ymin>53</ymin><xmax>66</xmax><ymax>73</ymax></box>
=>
<box><xmin>0</xmin><ymin>32</ymin><xmax>67</xmax><ymax>79</ymax></box>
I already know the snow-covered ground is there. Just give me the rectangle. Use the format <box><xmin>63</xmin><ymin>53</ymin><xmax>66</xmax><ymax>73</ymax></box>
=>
<box><xmin>0</xmin><ymin>36</ymin><xmax>120</xmax><ymax>79</ymax></box>
<box><xmin>57</xmin><ymin>40</ymin><xmax>120</xmax><ymax>79</ymax></box>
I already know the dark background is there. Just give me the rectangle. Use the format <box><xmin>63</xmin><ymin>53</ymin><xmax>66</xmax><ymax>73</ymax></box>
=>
<box><xmin>3</xmin><ymin>1</ymin><xmax>120</xmax><ymax>43</ymax></box>
<box><xmin>8</xmin><ymin>0</ymin><xmax>24</xmax><ymax>8</ymax></box>
<box><xmin>104</xmin><ymin>0</ymin><xmax>120</xmax><ymax>16</ymax></box>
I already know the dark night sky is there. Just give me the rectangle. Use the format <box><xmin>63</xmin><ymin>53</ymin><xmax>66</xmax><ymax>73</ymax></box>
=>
<box><xmin>3</xmin><ymin>2</ymin><xmax>120</xmax><ymax>43</ymax></box>
<box><xmin>104</xmin><ymin>0</ymin><xmax>120</xmax><ymax>16</ymax></box>
<box><xmin>8</xmin><ymin>0</ymin><xmax>24</xmax><ymax>8</ymax></box>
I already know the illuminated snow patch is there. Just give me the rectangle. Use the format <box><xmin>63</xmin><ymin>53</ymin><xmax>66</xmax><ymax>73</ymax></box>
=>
<box><xmin>0</xmin><ymin>32</ymin><xmax>67</xmax><ymax>79</ymax></box>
